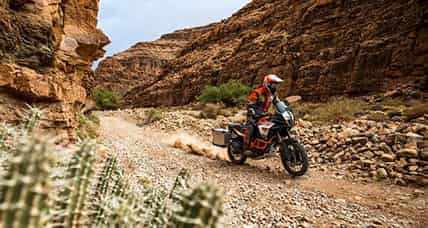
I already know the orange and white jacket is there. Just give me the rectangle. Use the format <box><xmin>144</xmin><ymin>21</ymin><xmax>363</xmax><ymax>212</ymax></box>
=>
<box><xmin>247</xmin><ymin>85</ymin><xmax>273</xmax><ymax>112</ymax></box>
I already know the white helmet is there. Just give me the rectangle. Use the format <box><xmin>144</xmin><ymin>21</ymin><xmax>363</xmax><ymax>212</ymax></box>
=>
<box><xmin>263</xmin><ymin>74</ymin><xmax>283</xmax><ymax>94</ymax></box>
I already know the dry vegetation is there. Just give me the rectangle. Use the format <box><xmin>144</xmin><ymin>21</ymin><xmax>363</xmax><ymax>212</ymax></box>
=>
<box><xmin>77</xmin><ymin>113</ymin><xmax>101</xmax><ymax>140</ymax></box>
<box><xmin>292</xmin><ymin>97</ymin><xmax>369</xmax><ymax>123</ymax></box>
<box><xmin>292</xmin><ymin>96</ymin><xmax>428</xmax><ymax>124</ymax></box>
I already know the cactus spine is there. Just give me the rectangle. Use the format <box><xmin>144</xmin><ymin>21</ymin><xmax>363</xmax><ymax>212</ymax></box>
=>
<box><xmin>0</xmin><ymin>136</ymin><xmax>54</xmax><ymax>228</ymax></box>
<box><xmin>146</xmin><ymin>189</ymin><xmax>168</xmax><ymax>227</ymax></box>
<box><xmin>53</xmin><ymin>141</ymin><xmax>96</xmax><ymax>227</ymax></box>
<box><xmin>110</xmin><ymin>165</ymin><xmax>130</xmax><ymax>198</ymax></box>
<box><xmin>100</xmin><ymin>194</ymin><xmax>143</xmax><ymax>227</ymax></box>
<box><xmin>0</xmin><ymin>123</ymin><xmax>10</xmax><ymax>150</ymax></box>
<box><xmin>94</xmin><ymin>155</ymin><xmax>117</xmax><ymax>199</ymax></box>
<box><xmin>93</xmin><ymin>156</ymin><xmax>144</xmax><ymax>227</ymax></box>
<box><xmin>171</xmin><ymin>184</ymin><xmax>223</xmax><ymax>228</ymax></box>
<box><xmin>92</xmin><ymin>154</ymin><xmax>119</xmax><ymax>224</ymax></box>
<box><xmin>22</xmin><ymin>105</ymin><xmax>43</xmax><ymax>133</ymax></box>
<box><xmin>169</xmin><ymin>168</ymin><xmax>190</xmax><ymax>201</ymax></box>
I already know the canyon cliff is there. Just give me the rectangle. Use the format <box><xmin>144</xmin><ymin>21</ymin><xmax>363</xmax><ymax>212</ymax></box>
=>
<box><xmin>94</xmin><ymin>0</ymin><xmax>427</xmax><ymax>108</ymax></box>
<box><xmin>86</xmin><ymin>24</ymin><xmax>216</xmax><ymax>97</ymax></box>
<box><xmin>0</xmin><ymin>0</ymin><xmax>109</xmax><ymax>138</ymax></box>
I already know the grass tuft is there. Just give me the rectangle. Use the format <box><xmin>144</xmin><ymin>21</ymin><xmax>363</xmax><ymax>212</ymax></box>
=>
<box><xmin>293</xmin><ymin>97</ymin><xmax>369</xmax><ymax>123</ymax></box>
<box><xmin>144</xmin><ymin>109</ymin><xmax>163</xmax><ymax>125</ymax></box>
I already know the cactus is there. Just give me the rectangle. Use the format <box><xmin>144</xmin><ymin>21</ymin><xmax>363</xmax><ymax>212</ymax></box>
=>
<box><xmin>52</xmin><ymin>141</ymin><xmax>96</xmax><ymax>227</ymax></box>
<box><xmin>93</xmin><ymin>161</ymin><xmax>145</xmax><ymax>227</ymax></box>
<box><xmin>0</xmin><ymin>136</ymin><xmax>54</xmax><ymax>228</ymax></box>
<box><xmin>171</xmin><ymin>183</ymin><xmax>223</xmax><ymax>228</ymax></box>
<box><xmin>98</xmin><ymin>194</ymin><xmax>143</xmax><ymax>227</ymax></box>
<box><xmin>169</xmin><ymin>168</ymin><xmax>190</xmax><ymax>201</ymax></box>
<box><xmin>0</xmin><ymin>104</ymin><xmax>225</xmax><ymax>228</ymax></box>
<box><xmin>21</xmin><ymin>105</ymin><xmax>43</xmax><ymax>133</ymax></box>
<box><xmin>0</xmin><ymin>123</ymin><xmax>10</xmax><ymax>150</ymax></box>
<box><xmin>91</xmin><ymin>154</ymin><xmax>119</xmax><ymax>224</ymax></box>
<box><xmin>93</xmin><ymin>154</ymin><xmax>118</xmax><ymax>200</ymax></box>
<box><xmin>145</xmin><ymin>189</ymin><xmax>168</xmax><ymax>227</ymax></box>
<box><xmin>110</xmin><ymin>165</ymin><xmax>126</xmax><ymax>198</ymax></box>
<box><xmin>0</xmin><ymin>123</ymin><xmax>18</xmax><ymax>152</ymax></box>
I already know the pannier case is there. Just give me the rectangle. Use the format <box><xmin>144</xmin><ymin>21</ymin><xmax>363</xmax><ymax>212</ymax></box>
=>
<box><xmin>212</xmin><ymin>128</ymin><xmax>229</xmax><ymax>147</ymax></box>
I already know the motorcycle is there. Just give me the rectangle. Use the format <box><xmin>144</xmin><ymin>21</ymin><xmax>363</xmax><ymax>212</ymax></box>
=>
<box><xmin>212</xmin><ymin>96</ymin><xmax>309</xmax><ymax>176</ymax></box>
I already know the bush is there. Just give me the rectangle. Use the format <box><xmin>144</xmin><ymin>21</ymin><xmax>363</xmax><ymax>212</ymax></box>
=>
<box><xmin>197</xmin><ymin>80</ymin><xmax>251</xmax><ymax>107</ymax></box>
<box><xmin>144</xmin><ymin>108</ymin><xmax>163</xmax><ymax>125</ymax></box>
<box><xmin>92</xmin><ymin>88</ymin><xmax>121</xmax><ymax>110</ymax></box>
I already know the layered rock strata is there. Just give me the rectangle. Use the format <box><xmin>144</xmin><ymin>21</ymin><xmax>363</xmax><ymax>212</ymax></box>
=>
<box><xmin>96</xmin><ymin>0</ymin><xmax>428</xmax><ymax>107</ymax></box>
<box><xmin>87</xmin><ymin>24</ymin><xmax>216</xmax><ymax>97</ymax></box>
<box><xmin>0</xmin><ymin>0</ymin><xmax>109</xmax><ymax>138</ymax></box>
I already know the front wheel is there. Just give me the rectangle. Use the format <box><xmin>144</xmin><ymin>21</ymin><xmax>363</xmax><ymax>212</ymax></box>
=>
<box><xmin>280</xmin><ymin>139</ymin><xmax>309</xmax><ymax>177</ymax></box>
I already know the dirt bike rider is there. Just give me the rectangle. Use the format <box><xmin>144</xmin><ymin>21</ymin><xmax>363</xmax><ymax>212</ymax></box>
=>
<box><xmin>246</xmin><ymin>74</ymin><xmax>284</xmax><ymax>148</ymax></box>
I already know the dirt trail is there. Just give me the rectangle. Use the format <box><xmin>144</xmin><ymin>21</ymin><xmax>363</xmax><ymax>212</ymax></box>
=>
<box><xmin>99</xmin><ymin>114</ymin><xmax>427</xmax><ymax>227</ymax></box>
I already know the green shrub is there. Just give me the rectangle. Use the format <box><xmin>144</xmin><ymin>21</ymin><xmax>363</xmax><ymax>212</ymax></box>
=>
<box><xmin>144</xmin><ymin>109</ymin><xmax>163</xmax><ymax>124</ymax></box>
<box><xmin>198</xmin><ymin>80</ymin><xmax>251</xmax><ymax>107</ymax></box>
<box><xmin>92</xmin><ymin>88</ymin><xmax>121</xmax><ymax>110</ymax></box>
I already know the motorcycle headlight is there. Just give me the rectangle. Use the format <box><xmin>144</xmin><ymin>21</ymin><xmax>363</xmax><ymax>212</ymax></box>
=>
<box><xmin>282</xmin><ymin>112</ymin><xmax>292</xmax><ymax>120</ymax></box>
<box><xmin>282</xmin><ymin>111</ymin><xmax>295</xmax><ymax>127</ymax></box>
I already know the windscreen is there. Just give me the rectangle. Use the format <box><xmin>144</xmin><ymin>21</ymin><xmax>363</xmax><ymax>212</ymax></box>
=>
<box><xmin>275</xmin><ymin>101</ymin><xmax>289</xmax><ymax>113</ymax></box>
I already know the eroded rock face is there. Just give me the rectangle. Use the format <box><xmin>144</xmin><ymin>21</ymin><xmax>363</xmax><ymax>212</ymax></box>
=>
<box><xmin>98</xmin><ymin>0</ymin><xmax>427</xmax><ymax>107</ymax></box>
<box><xmin>88</xmin><ymin>24</ymin><xmax>216</xmax><ymax>97</ymax></box>
<box><xmin>0</xmin><ymin>0</ymin><xmax>109</xmax><ymax>138</ymax></box>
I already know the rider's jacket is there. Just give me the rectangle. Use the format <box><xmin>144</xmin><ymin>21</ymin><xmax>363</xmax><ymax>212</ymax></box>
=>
<box><xmin>247</xmin><ymin>85</ymin><xmax>273</xmax><ymax>113</ymax></box>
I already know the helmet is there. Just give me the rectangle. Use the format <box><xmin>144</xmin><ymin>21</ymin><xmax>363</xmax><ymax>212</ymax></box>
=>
<box><xmin>263</xmin><ymin>74</ymin><xmax>283</xmax><ymax>94</ymax></box>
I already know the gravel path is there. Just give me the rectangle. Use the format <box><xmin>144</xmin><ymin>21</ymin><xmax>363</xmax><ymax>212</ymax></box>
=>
<box><xmin>99</xmin><ymin>114</ymin><xmax>427</xmax><ymax>227</ymax></box>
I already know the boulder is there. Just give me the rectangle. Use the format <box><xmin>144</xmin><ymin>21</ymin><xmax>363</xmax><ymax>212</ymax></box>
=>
<box><xmin>376</xmin><ymin>168</ymin><xmax>388</xmax><ymax>179</ymax></box>
<box><xmin>420</xmin><ymin>149</ymin><xmax>428</xmax><ymax>161</ymax></box>
<box><xmin>381</xmin><ymin>153</ymin><xmax>396</xmax><ymax>162</ymax></box>
<box><xmin>379</xmin><ymin>143</ymin><xmax>393</xmax><ymax>154</ymax></box>
<box><xmin>351</xmin><ymin>137</ymin><xmax>368</xmax><ymax>145</ymax></box>
<box><xmin>397</xmin><ymin>149</ymin><xmax>419</xmax><ymax>158</ymax></box>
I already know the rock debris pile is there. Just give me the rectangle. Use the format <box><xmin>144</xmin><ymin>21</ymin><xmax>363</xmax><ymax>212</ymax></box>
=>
<box><xmin>296</xmin><ymin>117</ymin><xmax>428</xmax><ymax>186</ymax></box>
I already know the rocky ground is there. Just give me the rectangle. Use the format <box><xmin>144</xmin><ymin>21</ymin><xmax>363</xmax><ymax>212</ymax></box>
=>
<box><xmin>97</xmin><ymin>107</ymin><xmax>427</xmax><ymax>227</ymax></box>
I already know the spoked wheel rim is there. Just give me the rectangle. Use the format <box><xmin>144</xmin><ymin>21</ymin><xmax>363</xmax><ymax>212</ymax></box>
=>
<box><xmin>281</xmin><ymin>141</ymin><xmax>308</xmax><ymax>176</ymax></box>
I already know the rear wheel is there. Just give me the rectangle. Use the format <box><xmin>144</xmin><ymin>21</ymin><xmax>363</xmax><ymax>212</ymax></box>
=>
<box><xmin>280</xmin><ymin>139</ymin><xmax>309</xmax><ymax>177</ymax></box>
<box><xmin>227</xmin><ymin>139</ymin><xmax>247</xmax><ymax>165</ymax></box>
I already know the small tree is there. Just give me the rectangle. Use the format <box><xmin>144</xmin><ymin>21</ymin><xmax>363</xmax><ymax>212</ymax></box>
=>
<box><xmin>92</xmin><ymin>88</ymin><xmax>121</xmax><ymax>110</ymax></box>
<box><xmin>198</xmin><ymin>80</ymin><xmax>251</xmax><ymax>107</ymax></box>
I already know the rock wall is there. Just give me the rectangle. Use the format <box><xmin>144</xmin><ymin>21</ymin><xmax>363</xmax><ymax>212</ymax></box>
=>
<box><xmin>105</xmin><ymin>0</ymin><xmax>427</xmax><ymax>107</ymax></box>
<box><xmin>0</xmin><ymin>0</ymin><xmax>109</xmax><ymax>138</ymax></box>
<box><xmin>88</xmin><ymin>24</ymin><xmax>216</xmax><ymax>97</ymax></box>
